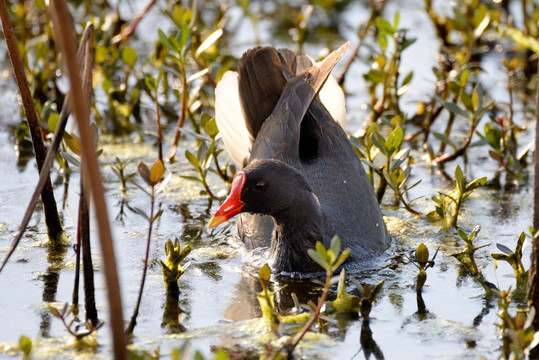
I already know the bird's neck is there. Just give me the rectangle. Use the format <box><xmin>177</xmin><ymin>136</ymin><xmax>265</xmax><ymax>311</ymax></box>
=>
<box><xmin>269</xmin><ymin>192</ymin><xmax>325</xmax><ymax>273</ymax></box>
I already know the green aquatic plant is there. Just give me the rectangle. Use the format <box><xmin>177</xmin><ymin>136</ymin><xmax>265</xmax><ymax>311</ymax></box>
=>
<box><xmin>161</xmin><ymin>239</ymin><xmax>192</xmax><ymax>332</ymax></box>
<box><xmin>412</xmin><ymin>243</ymin><xmax>438</xmax><ymax>293</ymax></box>
<box><xmin>19</xmin><ymin>336</ymin><xmax>32</xmax><ymax>360</ymax></box>
<box><xmin>263</xmin><ymin>236</ymin><xmax>350</xmax><ymax>359</ymax></box>
<box><xmin>126</xmin><ymin>159</ymin><xmax>167</xmax><ymax>336</ymax></box>
<box><xmin>432</xmin><ymin>81</ymin><xmax>494</xmax><ymax>165</ymax></box>
<box><xmin>492</xmin><ymin>232</ymin><xmax>528</xmax><ymax>293</ymax></box>
<box><xmin>452</xmin><ymin>225</ymin><xmax>487</xmax><ymax>276</ymax></box>
<box><xmin>182</xmin><ymin>114</ymin><xmax>232</xmax><ymax>198</ymax></box>
<box><xmin>430</xmin><ymin>165</ymin><xmax>486</xmax><ymax>227</ymax></box>
<box><xmin>352</xmin><ymin>124</ymin><xmax>420</xmax><ymax>214</ymax></box>
<box><xmin>362</xmin><ymin>11</ymin><xmax>416</xmax><ymax>128</ymax></box>
<box><xmin>352</xmin><ymin>277</ymin><xmax>386</xmax><ymax>318</ymax></box>
<box><xmin>325</xmin><ymin>270</ymin><xmax>361</xmax><ymax>315</ymax></box>
<box><xmin>497</xmin><ymin>289</ymin><xmax>539</xmax><ymax>359</ymax></box>
<box><xmin>111</xmin><ymin>157</ymin><xmax>136</xmax><ymax>193</ymax></box>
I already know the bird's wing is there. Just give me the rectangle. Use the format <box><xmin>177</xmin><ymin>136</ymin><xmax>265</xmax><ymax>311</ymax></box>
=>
<box><xmin>250</xmin><ymin>42</ymin><xmax>350</xmax><ymax>162</ymax></box>
<box><xmin>278</xmin><ymin>49</ymin><xmax>346</xmax><ymax>126</ymax></box>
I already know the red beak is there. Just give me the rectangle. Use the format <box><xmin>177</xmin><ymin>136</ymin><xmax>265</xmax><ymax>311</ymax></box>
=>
<box><xmin>208</xmin><ymin>171</ymin><xmax>246</xmax><ymax>228</ymax></box>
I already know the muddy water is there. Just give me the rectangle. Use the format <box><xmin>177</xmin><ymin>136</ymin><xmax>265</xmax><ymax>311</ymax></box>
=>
<box><xmin>0</xmin><ymin>0</ymin><xmax>535</xmax><ymax>359</ymax></box>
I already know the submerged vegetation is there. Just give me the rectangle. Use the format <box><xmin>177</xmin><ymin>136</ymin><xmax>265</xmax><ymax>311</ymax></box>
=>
<box><xmin>0</xmin><ymin>0</ymin><xmax>539</xmax><ymax>359</ymax></box>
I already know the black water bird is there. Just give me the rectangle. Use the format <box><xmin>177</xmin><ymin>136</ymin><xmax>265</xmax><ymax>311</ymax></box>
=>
<box><xmin>208</xmin><ymin>43</ymin><xmax>389</xmax><ymax>272</ymax></box>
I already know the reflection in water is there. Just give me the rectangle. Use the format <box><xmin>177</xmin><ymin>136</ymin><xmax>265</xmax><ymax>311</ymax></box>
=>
<box><xmin>358</xmin><ymin>319</ymin><xmax>384</xmax><ymax>360</ymax></box>
<box><xmin>416</xmin><ymin>292</ymin><xmax>429</xmax><ymax>321</ymax></box>
<box><xmin>161</xmin><ymin>276</ymin><xmax>187</xmax><ymax>334</ymax></box>
<box><xmin>39</xmin><ymin>245</ymin><xmax>68</xmax><ymax>337</ymax></box>
<box><xmin>472</xmin><ymin>297</ymin><xmax>493</xmax><ymax>327</ymax></box>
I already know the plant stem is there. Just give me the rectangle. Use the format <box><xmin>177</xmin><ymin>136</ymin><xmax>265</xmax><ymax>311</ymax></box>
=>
<box><xmin>291</xmin><ymin>270</ymin><xmax>332</xmax><ymax>349</ymax></box>
<box><xmin>0</xmin><ymin>0</ymin><xmax>64</xmax><ymax>245</ymax></box>
<box><xmin>126</xmin><ymin>186</ymin><xmax>156</xmax><ymax>336</ymax></box>
<box><xmin>166</xmin><ymin>65</ymin><xmax>188</xmax><ymax>161</ymax></box>
<box><xmin>49</xmin><ymin>3</ymin><xmax>127</xmax><ymax>357</ymax></box>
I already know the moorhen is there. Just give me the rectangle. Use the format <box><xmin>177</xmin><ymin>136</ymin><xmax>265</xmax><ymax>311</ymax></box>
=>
<box><xmin>208</xmin><ymin>43</ymin><xmax>390</xmax><ymax>273</ymax></box>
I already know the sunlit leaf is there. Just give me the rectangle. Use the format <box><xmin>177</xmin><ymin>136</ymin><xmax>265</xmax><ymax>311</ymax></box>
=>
<box><xmin>150</xmin><ymin>159</ymin><xmax>165</xmax><ymax>185</ymax></box>
<box><xmin>122</xmin><ymin>46</ymin><xmax>137</xmax><ymax>68</ymax></box>
<box><xmin>259</xmin><ymin>264</ymin><xmax>271</xmax><ymax>287</ymax></box>
<box><xmin>185</xmin><ymin>150</ymin><xmax>201</xmax><ymax>169</ymax></box>
<box><xmin>455</xmin><ymin>165</ymin><xmax>465</xmax><ymax>193</ymax></box>
<box><xmin>308</xmin><ymin>248</ymin><xmax>329</xmax><ymax>271</ymax></box>
<box><xmin>195</xmin><ymin>28</ymin><xmax>223</xmax><ymax>57</ymax></box>
<box><xmin>19</xmin><ymin>336</ymin><xmax>32</xmax><ymax>357</ymax></box>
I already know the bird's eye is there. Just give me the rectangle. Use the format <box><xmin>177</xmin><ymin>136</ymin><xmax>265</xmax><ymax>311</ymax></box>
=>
<box><xmin>254</xmin><ymin>181</ymin><xmax>267</xmax><ymax>192</ymax></box>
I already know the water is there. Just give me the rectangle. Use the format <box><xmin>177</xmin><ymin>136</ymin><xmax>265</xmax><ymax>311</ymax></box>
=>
<box><xmin>0</xmin><ymin>0</ymin><xmax>535</xmax><ymax>359</ymax></box>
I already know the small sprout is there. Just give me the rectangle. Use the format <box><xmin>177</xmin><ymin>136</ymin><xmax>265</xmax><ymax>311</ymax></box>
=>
<box><xmin>491</xmin><ymin>232</ymin><xmax>528</xmax><ymax>291</ymax></box>
<box><xmin>19</xmin><ymin>336</ymin><xmax>32</xmax><ymax>360</ymax></box>
<box><xmin>160</xmin><ymin>239</ymin><xmax>192</xmax><ymax>286</ymax></box>
<box><xmin>412</xmin><ymin>243</ymin><xmax>438</xmax><ymax>292</ymax></box>
<box><xmin>325</xmin><ymin>270</ymin><xmax>360</xmax><ymax>314</ymax></box>
<box><xmin>255</xmin><ymin>264</ymin><xmax>279</xmax><ymax>329</ymax></box>
<box><xmin>350</xmin><ymin>277</ymin><xmax>385</xmax><ymax>318</ymax></box>
<box><xmin>308</xmin><ymin>235</ymin><xmax>350</xmax><ymax>272</ymax></box>
<box><xmin>430</xmin><ymin>166</ymin><xmax>486</xmax><ymax>227</ymax></box>
<box><xmin>111</xmin><ymin>157</ymin><xmax>136</xmax><ymax>192</ymax></box>
<box><xmin>453</xmin><ymin>225</ymin><xmax>488</xmax><ymax>275</ymax></box>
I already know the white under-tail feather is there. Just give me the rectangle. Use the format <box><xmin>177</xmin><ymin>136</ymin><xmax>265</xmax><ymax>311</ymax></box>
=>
<box><xmin>215</xmin><ymin>71</ymin><xmax>253</xmax><ymax>168</ymax></box>
<box><xmin>215</xmin><ymin>68</ymin><xmax>346</xmax><ymax>169</ymax></box>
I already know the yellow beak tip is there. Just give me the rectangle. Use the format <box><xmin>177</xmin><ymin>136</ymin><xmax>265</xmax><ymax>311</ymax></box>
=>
<box><xmin>207</xmin><ymin>215</ymin><xmax>226</xmax><ymax>229</ymax></box>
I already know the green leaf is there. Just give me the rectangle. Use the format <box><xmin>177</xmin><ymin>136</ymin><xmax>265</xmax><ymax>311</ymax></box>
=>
<box><xmin>132</xmin><ymin>207</ymin><xmax>150</xmax><ymax>221</ymax></box>
<box><xmin>47</xmin><ymin>111</ymin><xmax>60</xmax><ymax>132</ymax></box>
<box><xmin>204</xmin><ymin>117</ymin><xmax>219</xmax><ymax>137</ymax></box>
<box><xmin>375</xmin><ymin>17</ymin><xmax>394</xmax><ymax>34</ymax></box>
<box><xmin>308</xmin><ymin>249</ymin><xmax>329</xmax><ymax>271</ymax></box>
<box><xmin>19</xmin><ymin>336</ymin><xmax>32</xmax><ymax>357</ymax></box>
<box><xmin>180</xmin><ymin>175</ymin><xmax>204</xmax><ymax>184</ymax></box>
<box><xmin>459</xmin><ymin>68</ymin><xmax>470</xmax><ymax>87</ymax></box>
<box><xmin>393</xmin><ymin>11</ymin><xmax>400</xmax><ymax>28</ymax></box>
<box><xmin>460</xmin><ymin>91</ymin><xmax>474</xmax><ymax>113</ymax></box>
<box><xmin>432</xmin><ymin>132</ymin><xmax>457</xmax><ymax>151</ymax></box>
<box><xmin>401</xmin><ymin>71</ymin><xmax>414</xmax><ymax>87</ymax></box>
<box><xmin>144</xmin><ymin>75</ymin><xmax>156</xmax><ymax>93</ymax></box>
<box><xmin>385</xmin><ymin>127</ymin><xmax>403</xmax><ymax>154</ymax></box>
<box><xmin>371</xmin><ymin>131</ymin><xmax>388</xmax><ymax>157</ymax></box>
<box><xmin>472</xmin><ymin>88</ymin><xmax>479</xmax><ymax>111</ymax></box>
<box><xmin>330</xmin><ymin>235</ymin><xmax>341</xmax><ymax>259</ymax></box>
<box><xmin>121</xmin><ymin>46</ymin><xmax>137</xmax><ymax>68</ymax></box>
<box><xmin>444</xmin><ymin>102</ymin><xmax>469</xmax><ymax>118</ymax></box>
<box><xmin>457</xmin><ymin>227</ymin><xmax>468</xmax><ymax>242</ymax></box>
<box><xmin>464</xmin><ymin>177</ymin><xmax>487</xmax><ymax>194</ymax></box>
<box><xmin>185</xmin><ymin>150</ymin><xmax>201</xmax><ymax>169</ymax></box>
<box><xmin>455</xmin><ymin>165</ymin><xmax>465</xmax><ymax>193</ymax></box>
<box><xmin>333</xmin><ymin>249</ymin><xmax>350</xmax><ymax>270</ymax></box>
<box><xmin>160</xmin><ymin>65</ymin><xmax>182</xmax><ymax>79</ymax></box>
<box><xmin>158</xmin><ymin>29</ymin><xmax>176</xmax><ymax>52</ymax></box>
